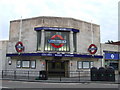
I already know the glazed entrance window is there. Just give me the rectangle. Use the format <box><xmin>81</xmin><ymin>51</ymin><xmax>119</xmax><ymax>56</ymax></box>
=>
<box><xmin>37</xmin><ymin>30</ymin><xmax>77</xmax><ymax>52</ymax></box>
<box><xmin>37</xmin><ymin>31</ymin><xmax>41</xmax><ymax>51</ymax></box>
<box><xmin>44</xmin><ymin>31</ymin><xmax>70</xmax><ymax>52</ymax></box>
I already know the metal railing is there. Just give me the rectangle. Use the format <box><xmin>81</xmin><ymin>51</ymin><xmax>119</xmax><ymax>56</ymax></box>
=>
<box><xmin>1</xmin><ymin>70</ymin><xmax>119</xmax><ymax>82</ymax></box>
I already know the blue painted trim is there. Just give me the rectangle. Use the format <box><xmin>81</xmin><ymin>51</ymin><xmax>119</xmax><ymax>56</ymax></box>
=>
<box><xmin>103</xmin><ymin>50</ymin><xmax>119</xmax><ymax>53</ymax></box>
<box><xmin>34</xmin><ymin>27</ymin><xmax>79</xmax><ymax>32</ymax></box>
<box><xmin>6</xmin><ymin>53</ymin><xmax>103</xmax><ymax>58</ymax></box>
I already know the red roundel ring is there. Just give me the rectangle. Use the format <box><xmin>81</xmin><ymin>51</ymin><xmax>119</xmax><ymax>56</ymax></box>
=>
<box><xmin>15</xmin><ymin>41</ymin><xmax>24</xmax><ymax>52</ymax></box>
<box><xmin>50</xmin><ymin>35</ymin><xmax>64</xmax><ymax>48</ymax></box>
<box><xmin>88</xmin><ymin>44</ymin><xmax>97</xmax><ymax>54</ymax></box>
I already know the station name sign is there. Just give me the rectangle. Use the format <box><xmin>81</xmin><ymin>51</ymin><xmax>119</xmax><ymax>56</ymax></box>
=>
<box><xmin>48</xmin><ymin>40</ymin><xmax>66</xmax><ymax>44</ymax></box>
<box><xmin>6</xmin><ymin>53</ymin><xmax>103</xmax><ymax>58</ymax></box>
<box><xmin>34</xmin><ymin>27</ymin><xmax>79</xmax><ymax>32</ymax></box>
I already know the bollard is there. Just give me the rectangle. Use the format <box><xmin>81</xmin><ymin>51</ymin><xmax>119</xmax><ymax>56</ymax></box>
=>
<box><xmin>60</xmin><ymin>71</ymin><xmax>61</xmax><ymax>81</ymax></box>
<box><xmin>28</xmin><ymin>71</ymin><xmax>29</xmax><ymax>80</ymax></box>
<box><xmin>14</xmin><ymin>71</ymin><xmax>16</xmax><ymax>79</ymax></box>
<box><xmin>79</xmin><ymin>71</ymin><xmax>80</xmax><ymax>81</ymax></box>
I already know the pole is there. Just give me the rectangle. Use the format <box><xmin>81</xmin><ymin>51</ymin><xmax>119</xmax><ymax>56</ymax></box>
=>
<box><xmin>28</xmin><ymin>71</ymin><xmax>29</xmax><ymax>80</ymax></box>
<box><xmin>91</xmin><ymin>20</ymin><xmax>93</xmax><ymax>44</ymax></box>
<box><xmin>60</xmin><ymin>71</ymin><xmax>61</xmax><ymax>81</ymax></box>
<box><xmin>19</xmin><ymin>16</ymin><xmax>22</xmax><ymax>41</ymax></box>
<box><xmin>79</xmin><ymin>71</ymin><xmax>80</xmax><ymax>81</ymax></box>
<box><xmin>2</xmin><ymin>70</ymin><xmax>3</xmax><ymax>79</ymax></box>
<box><xmin>14</xmin><ymin>71</ymin><xmax>16</xmax><ymax>79</ymax></box>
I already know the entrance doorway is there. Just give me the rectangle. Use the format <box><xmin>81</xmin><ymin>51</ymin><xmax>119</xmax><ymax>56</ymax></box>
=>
<box><xmin>46</xmin><ymin>60</ymin><xmax>69</xmax><ymax>77</ymax></box>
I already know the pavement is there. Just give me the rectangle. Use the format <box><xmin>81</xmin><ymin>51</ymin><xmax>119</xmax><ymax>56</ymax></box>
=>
<box><xmin>1</xmin><ymin>80</ymin><xmax>119</xmax><ymax>89</ymax></box>
<box><xmin>1</xmin><ymin>77</ymin><xmax>120</xmax><ymax>85</ymax></box>
<box><xmin>1</xmin><ymin>74</ymin><xmax>120</xmax><ymax>84</ymax></box>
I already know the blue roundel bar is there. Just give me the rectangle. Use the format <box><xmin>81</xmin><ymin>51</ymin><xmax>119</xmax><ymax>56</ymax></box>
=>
<box><xmin>34</xmin><ymin>27</ymin><xmax>79</xmax><ymax>32</ymax></box>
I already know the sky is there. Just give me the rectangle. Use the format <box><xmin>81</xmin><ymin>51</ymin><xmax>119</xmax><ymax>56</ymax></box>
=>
<box><xmin>0</xmin><ymin>0</ymin><xmax>119</xmax><ymax>43</ymax></box>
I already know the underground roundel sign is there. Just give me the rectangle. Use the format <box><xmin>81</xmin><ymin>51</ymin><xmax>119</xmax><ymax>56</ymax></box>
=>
<box><xmin>15</xmin><ymin>41</ymin><xmax>24</xmax><ymax>53</ymax></box>
<box><xmin>48</xmin><ymin>35</ymin><xmax>66</xmax><ymax>48</ymax></box>
<box><xmin>88</xmin><ymin>44</ymin><xmax>97</xmax><ymax>54</ymax></box>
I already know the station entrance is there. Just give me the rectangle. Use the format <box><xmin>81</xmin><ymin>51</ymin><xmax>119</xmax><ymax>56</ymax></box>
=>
<box><xmin>46</xmin><ymin>60</ymin><xmax>69</xmax><ymax>77</ymax></box>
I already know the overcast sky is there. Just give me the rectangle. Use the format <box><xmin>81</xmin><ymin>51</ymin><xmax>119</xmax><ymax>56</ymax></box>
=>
<box><xmin>0</xmin><ymin>0</ymin><xmax>119</xmax><ymax>43</ymax></box>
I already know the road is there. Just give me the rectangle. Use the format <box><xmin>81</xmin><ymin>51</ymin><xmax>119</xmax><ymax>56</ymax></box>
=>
<box><xmin>1</xmin><ymin>80</ymin><xmax>119</xmax><ymax>89</ymax></box>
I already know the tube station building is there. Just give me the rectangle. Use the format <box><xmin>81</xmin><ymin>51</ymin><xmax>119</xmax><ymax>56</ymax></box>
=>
<box><xmin>1</xmin><ymin>16</ymin><xmax>119</xmax><ymax>77</ymax></box>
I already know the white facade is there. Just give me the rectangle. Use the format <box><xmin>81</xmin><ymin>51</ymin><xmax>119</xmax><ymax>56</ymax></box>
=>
<box><xmin>2</xmin><ymin>16</ymin><xmax>119</xmax><ymax>76</ymax></box>
<box><xmin>0</xmin><ymin>40</ymin><xmax>8</xmax><ymax>70</ymax></box>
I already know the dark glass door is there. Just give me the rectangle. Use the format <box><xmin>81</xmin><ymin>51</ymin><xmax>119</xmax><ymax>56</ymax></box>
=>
<box><xmin>46</xmin><ymin>60</ymin><xmax>68</xmax><ymax>77</ymax></box>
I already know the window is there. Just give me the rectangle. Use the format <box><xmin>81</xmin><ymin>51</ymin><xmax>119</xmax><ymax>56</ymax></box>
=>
<box><xmin>31</xmin><ymin>61</ymin><xmax>36</xmax><ymax>69</ymax></box>
<box><xmin>78</xmin><ymin>62</ymin><xmax>82</xmax><ymax>69</ymax></box>
<box><xmin>37</xmin><ymin>30</ymin><xmax>77</xmax><ymax>52</ymax></box>
<box><xmin>77</xmin><ymin>61</ymin><xmax>94</xmax><ymax>69</ymax></box>
<box><xmin>83</xmin><ymin>62</ymin><xmax>90</xmax><ymax>69</ymax></box>
<box><xmin>44</xmin><ymin>31</ymin><xmax>70</xmax><ymax>52</ymax></box>
<box><xmin>73</xmin><ymin>32</ymin><xmax>77</xmax><ymax>52</ymax></box>
<box><xmin>90</xmin><ymin>61</ymin><xmax>94</xmax><ymax>68</ymax></box>
<box><xmin>16</xmin><ymin>60</ymin><xmax>36</xmax><ymax>69</ymax></box>
<box><xmin>16</xmin><ymin>60</ymin><xmax>21</xmax><ymax>68</ymax></box>
<box><xmin>37</xmin><ymin>31</ymin><xmax>41</xmax><ymax>51</ymax></box>
<box><xmin>22</xmin><ymin>61</ymin><xmax>30</xmax><ymax>68</ymax></box>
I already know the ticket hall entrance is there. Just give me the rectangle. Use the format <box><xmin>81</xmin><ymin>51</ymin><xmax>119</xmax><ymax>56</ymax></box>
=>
<box><xmin>46</xmin><ymin>60</ymin><xmax>69</xmax><ymax>77</ymax></box>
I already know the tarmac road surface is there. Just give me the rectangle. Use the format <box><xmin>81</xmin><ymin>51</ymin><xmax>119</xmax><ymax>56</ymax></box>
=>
<box><xmin>1</xmin><ymin>80</ymin><xmax>119</xmax><ymax>89</ymax></box>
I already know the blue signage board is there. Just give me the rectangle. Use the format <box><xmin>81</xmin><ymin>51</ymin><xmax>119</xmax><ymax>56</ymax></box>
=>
<box><xmin>105</xmin><ymin>53</ymin><xmax>119</xmax><ymax>60</ymax></box>
<box><xmin>6</xmin><ymin>52</ymin><xmax>103</xmax><ymax>58</ymax></box>
<box><xmin>34</xmin><ymin>27</ymin><xmax>79</xmax><ymax>32</ymax></box>
<box><xmin>48</xmin><ymin>39</ymin><xmax>66</xmax><ymax>44</ymax></box>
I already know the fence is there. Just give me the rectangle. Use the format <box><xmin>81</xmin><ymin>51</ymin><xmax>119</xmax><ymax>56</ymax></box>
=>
<box><xmin>1</xmin><ymin>70</ymin><xmax>119</xmax><ymax>82</ymax></box>
<box><xmin>1</xmin><ymin>70</ymin><xmax>91</xmax><ymax>82</ymax></box>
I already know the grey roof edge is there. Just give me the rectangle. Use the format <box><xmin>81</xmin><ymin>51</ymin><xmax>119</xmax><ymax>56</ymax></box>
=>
<box><xmin>10</xmin><ymin>16</ymin><xmax>100</xmax><ymax>26</ymax></box>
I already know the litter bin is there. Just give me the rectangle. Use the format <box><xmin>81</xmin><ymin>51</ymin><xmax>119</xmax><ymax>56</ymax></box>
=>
<box><xmin>91</xmin><ymin>67</ymin><xmax>98</xmax><ymax>81</ymax></box>
<box><xmin>39</xmin><ymin>70</ymin><xmax>48</xmax><ymax>80</ymax></box>
<box><xmin>98</xmin><ymin>67</ymin><xmax>106</xmax><ymax>81</ymax></box>
<box><xmin>106</xmin><ymin>67</ymin><xmax>115</xmax><ymax>81</ymax></box>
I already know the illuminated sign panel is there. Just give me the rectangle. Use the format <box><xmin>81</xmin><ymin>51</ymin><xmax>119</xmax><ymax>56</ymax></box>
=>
<box><xmin>105</xmin><ymin>53</ymin><xmax>119</xmax><ymax>60</ymax></box>
<box><xmin>48</xmin><ymin>35</ymin><xmax>67</xmax><ymax>48</ymax></box>
<box><xmin>44</xmin><ymin>31</ymin><xmax>70</xmax><ymax>51</ymax></box>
